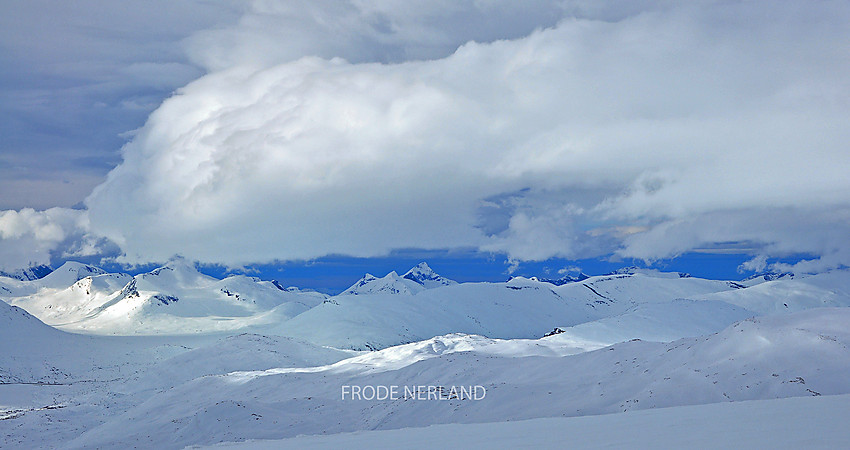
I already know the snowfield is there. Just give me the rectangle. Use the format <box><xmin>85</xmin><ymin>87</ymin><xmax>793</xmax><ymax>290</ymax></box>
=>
<box><xmin>2</xmin><ymin>262</ymin><xmax>850</xmax><ymax>448</ymax></box>
<box><xmin>199</xmin><ymin>394</ymin><xmax>850</xmax><ymax>450</ymax></box>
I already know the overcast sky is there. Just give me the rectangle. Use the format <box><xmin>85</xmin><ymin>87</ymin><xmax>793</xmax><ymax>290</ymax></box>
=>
<box><xmin>1</xmin><ymin>0</ymin><xmax>849</xmax><ymax>278</ymax></box>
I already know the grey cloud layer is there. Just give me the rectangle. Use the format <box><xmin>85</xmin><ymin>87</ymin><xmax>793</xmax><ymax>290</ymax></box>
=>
<box><xmin>0</xmin><ymin>0</ymin><xmax>242</xmax><ymax>210</ymax></box>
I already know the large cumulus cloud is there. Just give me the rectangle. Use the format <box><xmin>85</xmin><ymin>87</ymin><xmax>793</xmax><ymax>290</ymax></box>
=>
<box><xmin>4</xmin><ymin>1</ymin><xmax>847</xmax><ymax>274</ymax></box>
<box><xmin>78</xmin><ymin>0</ymin><xmax>850</xmax><ymax>272</ymax></box>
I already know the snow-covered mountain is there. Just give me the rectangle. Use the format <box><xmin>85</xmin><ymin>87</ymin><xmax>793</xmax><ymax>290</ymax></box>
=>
<box><xmin>402</xmin><ymin>262</ymin><xmax>457</xmax><ymax>288</ymax></box>
<box><xmin>3</xmin><ymin>264</ymin><xmax>850</xmax><ymax>448</ymax></box>
<box><xmin>274</xmin><ymin>281</ymin><xmax>595</xmax><ymax>350</ymax></box>
<box><xmin>3</xmin><ymin>258</ymin><xmax>326</xmax><ymax>335</ymax></box>
<box><xmin>692</xmin><ymin>270</ymin><xmax>850</xmax><ymax>314</ymax></box>
<box><xmin>551</xmin><ymin>272</ymin><xmax>743</xmax><ymax>318</ymax></box>
<box><xmin>0</xmin><ymin>261</ymin><xmax>109</xmax><ymax>299</ymax></box>
<box><xmin>340</xmin><ymin>271</ymin><xmax>424</xmax><ymax>296</ymax></box>
<box><xmin>340</xmin><ymin>262</ymin><xmax>456</xmax><ymax>296</ymax></box>
<box><xmin>270</xmin><ymin>271</ymin><xmax>757</xmax><ymax>351</ymax></box>
<box><xmin>37</xmin><ymin>261</ymin><xmax>108</xmax><ymax>289</ymax></box>
<box><xmin>536</xmin><ymin>272</ymin><xmax>590</xmax><ymax>285</ymax></box>
<box><xmin>0</xmin><ymin>264</ymin><xmax>52</xmax><ymax>281</ymax></box>
<box><xmin>740</xmin><ymin>271</ymin><xmax>795</xmax><ymax>286</ymax></box>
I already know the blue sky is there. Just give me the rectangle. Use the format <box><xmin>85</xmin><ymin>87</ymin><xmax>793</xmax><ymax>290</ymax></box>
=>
<box><xmin>84</xmin><ymin>249</ymin><xmax>809</xmax><ymax>295</ymax></box>
<box><xmin>1</xmin><ymin>1</ymin><xmax>848</xmax><ymax>282</ymax></box>
<box><xmin>229</xmin><ymin>251</ymin><xmax>805</xmax><ymax>294</ymax></box>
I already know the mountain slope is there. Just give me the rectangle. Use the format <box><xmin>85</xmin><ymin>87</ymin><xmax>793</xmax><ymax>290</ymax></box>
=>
<box><xmin>552</xmin><ymin>272</ymin><xmax>741</xmax><ymax>318</ymax></box>
<box><xmin>68</xmin><ymin>308</ymin><xmax>850</xmax><ymax>449</ymax></box>
<box><xmin>271</xmin><ymin>281</ymin><xmax>595</xmax><ymax>350</ymax></box>
<box><xmin>4</xmin><ymin>259</ymin><xmax>325</xmax><ymax>335</ymax></box>
<box><xmin>544</xmin><ymin>298</ymin><xmax>756</xmax><ymax>347</ymax></box>
<box><xmin>692</xmin><ymin>270</ymin><xmax>850</xmax><ymax>314</ymax></box>
<box><xmin>340</xmin><ymin>271</ymin><xmax>424</xmax><ymax>296</ymax></box>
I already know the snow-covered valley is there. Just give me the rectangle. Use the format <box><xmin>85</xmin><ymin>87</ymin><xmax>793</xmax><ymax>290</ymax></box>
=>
<box><xmin>2</xmin><ymin>261</ymin><xmax>850</xmax><ymax>448</ymax></box>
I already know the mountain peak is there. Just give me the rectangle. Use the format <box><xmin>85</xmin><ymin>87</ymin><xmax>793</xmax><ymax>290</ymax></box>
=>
<box><xmin>140</xmin><ymin>257</ymin><xmax>210</xmax><ymax>287</ymax></box>
<box><xmin>339</xmin><ymin>263</ymin><xmax>456</xmax><ymax>296</ymax></box>
<box><xmin>606</xmin><ymin>267</ymin><xmax>690</xmax><ymax>279</ymax></box>
<box><xmin>37</xmin><ymin>262</ymin><xmax>106</xmax><ymax>288</ymax></box>
<box><xmin>407</xmin><ymin>262</ymin><xmax>433</xmax><ymax>273</ymax></box>
<box><xmin>340</xmin><ymin>270</ymin><xmax>421</xmax><ymax>296</ymax></box>
<box><xmin>742</xmin><ymin>271</ymin><xmax>795</xmax><ymax>286</ymax></box>
<box><xmin>537</xmin><ymin>273</ymin><xmax>590</xmax><ymax>286</ymax></box>
<box><xmin>403</xmin><ymin>262</ymin><xmax>456</xmax><ymax>288</ymax></box>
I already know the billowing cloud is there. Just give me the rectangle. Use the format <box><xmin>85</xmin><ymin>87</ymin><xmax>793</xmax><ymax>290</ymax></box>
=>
<box><xmin>0</xmin><ymin>208</ymin><xmax>105</xmax><ymax>272</ymax></box>
<box><xmin>78</xmin><ymin>0</ymin><xmax>850</xmax><ymax>271</ymax></box>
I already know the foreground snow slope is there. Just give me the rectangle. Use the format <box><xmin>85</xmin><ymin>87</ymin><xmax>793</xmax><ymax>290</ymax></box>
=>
<box><xmin>67</xmin><ymin>308</ymin><xmax>850</xmax><ymax>449</ymax></box>
<box><xmin>203</xmin><ymin>393</ymin><xmax>850</xmax><ymax>449</ymax></box>
<box><xmin>134</xmin><ymin>334</ymin><xmax>355</xmax><ymax>392</ymax></box>
<box><xmin>0</xmin><ymin>306</ymin><xmax>351</xmax><ymax>448</ymax></box>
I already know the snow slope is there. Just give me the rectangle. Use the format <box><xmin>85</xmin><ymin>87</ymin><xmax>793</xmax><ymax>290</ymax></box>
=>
<box><xmin>552</xmin><ymin>272</ymin><xmax>742</xmax><ymax>318</ymax></box>
<box><xmin>202</xmin><ymin>393</ymin><xmax>850</xmax><ymax>450</ymax></box>
<box><xmin>692</xmin><ymin>270</ymin><xmax>850</xmax><ymax>314</ymax></box>
<box><xmin>135</xmin><ymin>334</ymin><xmax>355</xmax><ymax>392</ymax></box>
<box><xmin>66</xmin><ymin>308</ymin><xmax>850</xmax><ymax>449</ymax></box>
<box><xmin>544</xmin><ymin>298</ymin><xmax>756</xmax><ymax>347</ymax></box>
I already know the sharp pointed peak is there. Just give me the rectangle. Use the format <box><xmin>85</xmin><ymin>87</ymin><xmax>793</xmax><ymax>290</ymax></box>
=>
<box><xmin>407</xmin><ymin>261</ymin><xmax>433</xmax><ymax>271</ymax></box>
<box><xmin>403</xmin><ymin>262</ymin><xmax>456</xmax><ymax>287</ymax></box>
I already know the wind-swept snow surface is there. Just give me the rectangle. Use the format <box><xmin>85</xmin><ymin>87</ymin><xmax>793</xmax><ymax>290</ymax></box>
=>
<box><xmin>201</xmin><ymin>394</ymin><xmax>850</xmax><ymax>450</ymax></box>
<box><xmin>64</xmin><ymin>308</ymin><xmax>850</xmax><ymax>449</ymax></box>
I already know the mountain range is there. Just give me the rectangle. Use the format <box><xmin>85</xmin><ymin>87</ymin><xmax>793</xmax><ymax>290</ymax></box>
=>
<box><xmin>2</xmin><ymin>260</ymin><xmax>850</xmax><ymax>448</ymax></box>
